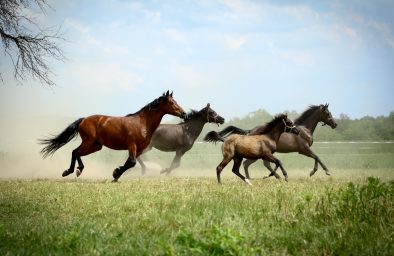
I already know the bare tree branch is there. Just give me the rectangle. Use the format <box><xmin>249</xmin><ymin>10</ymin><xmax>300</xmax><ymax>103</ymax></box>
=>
<box><xmin>0</xmin><ymin>0</ymin><xmax>65</xmax><ymax>86</ymax></box>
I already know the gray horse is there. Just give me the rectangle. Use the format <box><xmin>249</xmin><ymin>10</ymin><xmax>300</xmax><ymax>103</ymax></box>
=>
<box><xmin>137</xmin><ymin>103</ymin><xmax>225</xmax><ymax>175</ymax></box>
<box><xmin>216</xmin><ymin>104</ymin><xmax>337</xmax><ymax>179</ymax></box>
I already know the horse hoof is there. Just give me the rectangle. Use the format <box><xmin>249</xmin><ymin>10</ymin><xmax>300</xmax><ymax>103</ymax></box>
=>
<box><xmin>112</xmin><ymin>179</ymin><xmax>119</xmax><ymax>183</ymax></box>
<box><xmin>245</xmin><ymin>179</ymin><xmax>252</xmax><ymax>186</ymax></box>
<box><xmin>160</xmin><ymin>169</ymin><xmax>169</xmax><ymax>175</ymax></box>
<box><xmin>309</xmin><ymin>170</ymin><xmax>315</xmax><ymax>177</ymax></box>
<box><xmin>76</xmin><ymin>169</ymin><xmax>82</xmax><ymax>177</ymax></box>
<box><xmin>62</xmin><ymin>170</ymin><xmax>72</xmax><ymax>177</ymax></box>
<box><xmin>285</xmin><ymin>176</ymin><xmax>289</xmax><ymax>182</ymax></box>
<box><xmin>113</xmin><ymin>168</ymin><xmax>121</xmax><ymax>179</ymax></box>
<box><xmin>325</xmin><ymin>172</ymin><xmax>331</xmax><ymax>176</ymax></box>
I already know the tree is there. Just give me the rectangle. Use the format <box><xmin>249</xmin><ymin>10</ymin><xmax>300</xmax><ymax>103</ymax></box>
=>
<box><xmin>0</xmin><ymin>0</ymin><xmax>65</xmax><ymax>86</ymax></box>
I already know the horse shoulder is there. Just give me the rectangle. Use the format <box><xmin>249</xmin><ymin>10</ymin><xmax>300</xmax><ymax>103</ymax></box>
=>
<box><xmin>297</xmin><ymin>126</ymin><xmax>313</xmax><ymax>146</ymax></box>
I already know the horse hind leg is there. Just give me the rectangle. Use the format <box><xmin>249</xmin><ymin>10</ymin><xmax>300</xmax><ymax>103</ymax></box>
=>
<box><xmin>63</xmin><ymin>141</ymin><xmax>102</xmax><ymax>177</ymax></box>
<box><xmin>62</xmin><ymin>149</ymin><xmax>79</xmax><ymax>177</ymax></box>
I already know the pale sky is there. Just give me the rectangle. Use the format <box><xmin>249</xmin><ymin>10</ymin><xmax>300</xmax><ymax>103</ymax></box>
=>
<box><xmin>1</xmin><ymin>0</ymin><xmax>394</xmax><ymax>120</ymax></box>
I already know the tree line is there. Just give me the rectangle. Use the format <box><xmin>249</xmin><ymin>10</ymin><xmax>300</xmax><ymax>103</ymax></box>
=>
<box><xmin>199</xmin><ymin>109</ymin><xmax>394</xmax><ymax>142</ymax></box>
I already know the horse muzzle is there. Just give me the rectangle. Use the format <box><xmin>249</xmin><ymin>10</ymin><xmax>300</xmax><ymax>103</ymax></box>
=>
<box><xmin>179</xmin><ymin>111</ymin><xmax>188</xmax><ymax>119</ymax></box>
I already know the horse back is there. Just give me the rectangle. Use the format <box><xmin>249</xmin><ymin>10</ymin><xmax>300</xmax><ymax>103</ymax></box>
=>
<box><xmin>80</xmin><ymin>114</ymin><xmax>147</xmax><ymax>150</ymax></box>
<box><xmin>225</xmin><ymin>134</ymin><xmax>274</xmax><ymax>159</ymax></box>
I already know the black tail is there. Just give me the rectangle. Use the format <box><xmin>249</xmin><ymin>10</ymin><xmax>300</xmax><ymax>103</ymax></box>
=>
<box><xmin>204</xmin><ymin>131</ymin><xmax>225</xmax><ymax>143</ymax></box>
<box><xmin>39</xmin><ymin>118</ymin><xmax>84</xmax><ymax>158</ymax></box>
<box><xmin>217</xmin><ymin>125</ymin><xmax>249</xmax><ymax>138</ymax></box>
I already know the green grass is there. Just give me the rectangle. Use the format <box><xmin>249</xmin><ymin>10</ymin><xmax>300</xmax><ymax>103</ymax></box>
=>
<box><xmin>0</xmin><ymin>142</ymin><xmax>393</xmax><ymax>255</ymax></box>
<box><xmin>0</xmin><ymin>177</ymin><xmax>393</xmax><ymax>255</ymax></box>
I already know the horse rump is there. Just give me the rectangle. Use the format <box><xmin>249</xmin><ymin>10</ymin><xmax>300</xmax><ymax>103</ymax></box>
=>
<box><xmin>38</xmin><ymin>118</ymin><xmax>84</xmax><ymax>158</ymax></box>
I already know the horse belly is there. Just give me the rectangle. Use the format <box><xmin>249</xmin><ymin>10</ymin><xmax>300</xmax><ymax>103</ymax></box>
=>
<box><xmin>276</xmin><ymin>133</ymin><xmax>299</xmax><ymax>153</ymax></box>
<box><xmin>96</xmin><ymin>119</ymin><xmax>129</xmax><ymax>150</ymax></box>
<box><xmin>236</xmin><ymin>142</ymin><xmax>262</xmax><ymax>159</ymax></box>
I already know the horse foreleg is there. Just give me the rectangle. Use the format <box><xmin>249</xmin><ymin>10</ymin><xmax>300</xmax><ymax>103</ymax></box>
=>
<box><xmin>263</xmin><ymin>155</ymin><xmax>288</xmax><ymax>182</ymax></box>
<box><xmin>263</xmin><ymin>160</ymin><xmax>281</xmax><ymax>179</ymax></box>
<box><xmin>243</xmin><ymin>159</ymin><xmax>256</xmax><ymax>179</ymax></box>
<box><xmin>137</xmin><ymin>145</ymin><xmax>152</xmax><ymax>175</ymax></box>
<box><xmin>300</xmin><ymin>148</ymin><xmax>330</xmax><ymax>176</ymax></box>
<box><xmin>113</xmin><ymin>145</ymin><xmax>137</xmax><ymax>182</ymax></box>
<box><xmin>232</xmin><ymin>156</ymin><xmax>251</xmax><ymax>185</ymax></box>
<box><xmin>136</xmin><ymin>157</ymin><xmax>146</xmax><ymax>175</ymax></box>
<box><xmin>113</xmin><ymin>158</ymin><xmax>136</xmax><ymax>182</ymax></box>
<box><xmin>160</xmin><ymin>151</ymin><xmax>184</xmax><ymax>175</ymax></box>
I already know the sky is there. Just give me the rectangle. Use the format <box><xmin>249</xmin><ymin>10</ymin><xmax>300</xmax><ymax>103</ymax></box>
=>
<box><xmin>1</xmin><ymin>0</ymin><xmax>394</xmax><ymax>121</ymax></box>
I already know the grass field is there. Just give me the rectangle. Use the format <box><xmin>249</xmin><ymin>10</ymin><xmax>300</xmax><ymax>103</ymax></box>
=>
<box><xmin>0</xmin><ymin>142</ymin><xmax>393</xmax><ymax>255</ymax></box>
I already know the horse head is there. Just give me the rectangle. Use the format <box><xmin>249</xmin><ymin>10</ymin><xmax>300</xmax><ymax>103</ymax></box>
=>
<box><xmin>282</xmin><ymin>114</ymin><xmax>300</xmax><ymax>135</ymax></box>
<box><xmin>203</xmin><ymin>103</ymin><xmax>225</xmax><ymax>125</ymax></box>
<box><xmin>320</xmin><ymin>104</ymin><xmax>337</xmax><ymax>129</ymax></box>
<box><xmin>160</xmin><ymin>91</ymin><xmax>187</xmax><ymax>119</ymax></box>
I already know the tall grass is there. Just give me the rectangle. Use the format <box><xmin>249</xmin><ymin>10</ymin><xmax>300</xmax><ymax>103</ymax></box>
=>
<box><xmin>0</xmin><ymin>177</ymin><xmax>393</xmax><ymax>255</ymax></box>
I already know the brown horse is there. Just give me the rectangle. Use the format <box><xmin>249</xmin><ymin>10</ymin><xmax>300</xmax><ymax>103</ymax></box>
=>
<box><xmin>215</xmin><ymin>104</ymin><xmax>337</xmax><ymax>179</ymax></box>
<box><xmin>204</xmin><ymin>114</ymin><xmax>300</xmax><ymax>185</ymax></box>
<box><xmin>137</xmin><ymin>103</ymin><xmax>225</xmax><ymax>175</ymax></box>
<box><xmin>39</xmin><ymin>91</ymin><xmax>186</xmax><ymax>182</ymax></box>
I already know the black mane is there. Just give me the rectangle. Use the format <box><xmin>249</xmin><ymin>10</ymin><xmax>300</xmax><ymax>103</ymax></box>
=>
<box><xmin>179</xmin><ymin>109</ymin><xmax>201</xmax><ymax>123</ymax></box>
<box><xmin>125</xmin><ymin>94</ymin><xmax>166</xmax><ymax>117</ymax></box>
<box><xmin>294</xmin><ymin>105</ymin><xmax>320</xmax><ymax>125</ymax></box>
<box><xmin>254</xmin><ymin>114</ymin><xmax>286</xmax><ymax>134</ymax></box>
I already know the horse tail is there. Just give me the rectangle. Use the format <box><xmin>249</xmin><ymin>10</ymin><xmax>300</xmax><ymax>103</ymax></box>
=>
<box><xmin>217</xmin><ymin>125</ymin><xmax>249</xmax><ymax>138</ymax></box>
<box><xmin>204</xmin><ymin>131</ymin><xmax>225</xmax><ymax>143</ymax></box>
<box><xmin>39</xmin><ymin>118</ymin><xmax>84</xmax><ymax>158</ymax></box>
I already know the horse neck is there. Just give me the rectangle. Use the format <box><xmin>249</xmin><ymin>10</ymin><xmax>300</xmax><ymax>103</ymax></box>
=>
<box><xmin>183</xmin><ymin>118</ymin><xmax>206</xmax><ymax>140</ymax></box>
<box><xmin>139</xmin><ymin>109</ymin><xmax>166</xmax><ymax>135</ymax></box>
<box><xmin>296</xmin><ymin>110</ymin><xmax>321</xmax><ymax>134</ymax></box>
<box><xmin>265</xmin><ymin>124</ymin><xmax>284</xmax><ymax>143</ymax></box>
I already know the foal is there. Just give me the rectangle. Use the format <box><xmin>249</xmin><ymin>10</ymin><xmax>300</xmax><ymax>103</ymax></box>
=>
<box><xmin>204</xmin><ymin>114</ymin><xmax>299</xmax><ymax>185</ymax></box>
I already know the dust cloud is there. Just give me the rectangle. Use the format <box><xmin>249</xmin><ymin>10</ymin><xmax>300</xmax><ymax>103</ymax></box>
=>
<box><xmin>0</xmin><ymin>116</ymin><xmax>219</xmax><ymax>180</ymax></box>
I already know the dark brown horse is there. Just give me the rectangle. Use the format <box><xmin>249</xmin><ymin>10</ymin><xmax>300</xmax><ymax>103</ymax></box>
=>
<box><xmin>137</xmin><ymin>103</ymin><xmax>225</xmax><ymax>175</ymax></box>
<box><xmin>39</xmin><ymin>91</ymin><xmax>186</xmax><ymax>182</ymax></box>
<box><xmin>204</xmin><ymin>114</ymin><xmax>300</xmax><ymax>185</ymax></box>
<box><xmin>216</xmin><ymin>104</ymin><xmax>337</xmax><ymax>179</ymax></box>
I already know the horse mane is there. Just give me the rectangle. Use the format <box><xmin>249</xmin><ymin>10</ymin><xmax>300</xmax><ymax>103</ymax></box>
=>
<box><xmin>294</xmin><ymin>105</ymin><xmax>320</xmax><ymax>125</ymax></box>
<box><xmin>178</xmin><ymin>109</ymin><xmax>202</xmax><ymax>123</ymax></box>
<box><xmin>254</xmin><ymin>114</ymin><xmax>286</xmax><ymax>134</ymax></box>
<box><xmin>125</xmin><ymin>94</ymin><xmax>167</xmax><ymax>117</ymax></box>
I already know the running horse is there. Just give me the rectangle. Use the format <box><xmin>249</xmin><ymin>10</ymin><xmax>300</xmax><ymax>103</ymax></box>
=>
<box><xmin>215</xmin><ymin>104</ymin><xmax>337</xmax><ymax>179</ymax></box>
<box><xmin>137</xmin><ymin>103</ymin><xmax>225</xmax><ymax>175</ymax></box>
<box><xmin>204</xmin><ymin>114</ymin><xmax>300</xmax><ymax>185</ymax></box>
<box><xmin>39</xmin><ymin>91</ymin><xmax>186</xmax><ymax>182</ymax></box>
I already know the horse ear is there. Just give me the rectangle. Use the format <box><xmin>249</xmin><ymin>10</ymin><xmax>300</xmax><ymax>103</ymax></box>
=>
<box><xmin>170</xmin><ymin>91</ymin><xmax>173</xmax><ymax>97</ymax></box>
<box><xmin>207</xmin><ymin>103</ymin><xmax>210</xmax><ymax>108</ymax></box>
<box><xmin>166</xmin><ymin>90</ymin><xmax>170</xmax><ymax>97</ymax></box>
